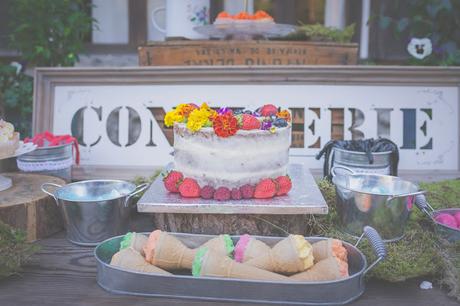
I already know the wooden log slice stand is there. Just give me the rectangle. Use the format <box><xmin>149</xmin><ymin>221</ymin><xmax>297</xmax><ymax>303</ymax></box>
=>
<box><xmin>152</xmin><ymin>213</ymin><xmax>308</xmax><ymax>236</ymax></box>
<box><xmin>0</xmin><ymin>173</ymin><xmax>65</xmax><ymax>241</ymax></box>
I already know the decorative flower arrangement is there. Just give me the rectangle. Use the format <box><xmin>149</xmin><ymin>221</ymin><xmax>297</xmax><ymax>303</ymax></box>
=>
<box><xmin>164</xmin><ymin>103</ymin><xmax>291</xmax><ymax>138</ymax></box>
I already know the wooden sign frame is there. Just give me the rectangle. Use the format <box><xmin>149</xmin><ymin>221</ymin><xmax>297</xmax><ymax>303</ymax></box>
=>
<box><xmin>33</xmin><ymin>65</ymin><xmax>460</xmax><ymax>180</ymax></box>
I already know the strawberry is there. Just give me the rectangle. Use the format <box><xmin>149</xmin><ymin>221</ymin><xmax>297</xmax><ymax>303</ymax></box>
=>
<box><xmin>275</xmin><ymin>175</ymin><xmax>292</xmax><ymax>196</ymax></box>
<box><xmin>178</xmin><ymin>178</ymin><xmax>200</xmax><ymax>198</ymax></box>
<box><xmin>241</xmin><ymin>114</ymin><xmax>261</xmax><ymax>130</ymax></box>
<box><xmin>254</xmin><ymin>178</ymin><xmax>277</xmax><ymax>199</ymax></box>
<box><xmin>259</xmin><ymin>104</ymin><xmax>278</xmax><ymax>117</ymax></box>
<box><xmin>163</xmin><ymin>170</ymin><xmax>183</xmax><ymax>193</ymax></box>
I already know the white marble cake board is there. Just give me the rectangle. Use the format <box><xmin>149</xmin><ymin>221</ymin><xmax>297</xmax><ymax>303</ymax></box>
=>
<box><xmin>137</xmin><ymin>163</ymin><xmax>328</xmax><ymax>215</ymax></box>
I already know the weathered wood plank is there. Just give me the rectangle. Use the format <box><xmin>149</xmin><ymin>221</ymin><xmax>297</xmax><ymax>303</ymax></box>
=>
<box><xmin>0</xmin><ymin>231</ymin><xmax>457</xmax><ymax>306</ymax></box>
<box><xmin>139</xmin><ymin>40</ymin><xmax>358</xmax><ymax>66</ymax></box>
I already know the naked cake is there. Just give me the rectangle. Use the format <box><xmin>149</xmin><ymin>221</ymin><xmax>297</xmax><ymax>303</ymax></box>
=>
<box><xmin>162</xmin><ymin>103</ymin><xmax>292</xmax><ymax>201</ymax></box>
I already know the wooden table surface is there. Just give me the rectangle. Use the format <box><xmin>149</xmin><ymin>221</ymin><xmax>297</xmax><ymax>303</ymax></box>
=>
<box><xmin>0</xmin><ymin>231</ymin><xmax>457</xmax><ymax>306</ymax></box>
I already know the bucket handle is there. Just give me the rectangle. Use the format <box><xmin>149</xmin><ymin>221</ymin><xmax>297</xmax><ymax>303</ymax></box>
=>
<box><xmin>124</xmin><ymin>183</ymin><xmax>149</xmax><ymax>207</ymax></box>
<box><xmin>414</xmin><ymin>194</ymin><xmax>435</xmax><ymax>221</ymax></box>
<box><xmin>41</xmin><ymin>183</ymin><xmax>62</xmax><ymax>205</ymax></box>
<box><xmin>355</xmin><ymin>226</ymin><xmax>386</xmax><ymax>276</ymax></box>
<box><xmin>331</xmin><ymin>165</ymin><xmax>356</xmax><ymax>177</ymax></box>
<box><xmin>386</xmin><ymin>190</ymin><xmax>426</xmax><ymax>203</ymax></box>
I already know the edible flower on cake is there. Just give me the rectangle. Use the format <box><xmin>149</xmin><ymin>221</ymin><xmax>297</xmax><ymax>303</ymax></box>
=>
<box><xmin>214</xmin><ymin>10</ymin><xmax>274</xmax><ymax>24</ymax></box>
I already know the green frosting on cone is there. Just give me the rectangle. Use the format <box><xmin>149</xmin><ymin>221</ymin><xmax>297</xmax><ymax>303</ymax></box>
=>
<box><xmin>192</xmin><ymin>247</ymin><xmax>208</xmax><ymax>277</ymax></box>
<box><xmin>222</xmin><ymin>234</ymin><xmax>235</xmax><ymax>257</ymax></box>
<box><xmin>119</xmin><ymin>232</ymin><xmax>134</xmax><ymax>251</ymax></box>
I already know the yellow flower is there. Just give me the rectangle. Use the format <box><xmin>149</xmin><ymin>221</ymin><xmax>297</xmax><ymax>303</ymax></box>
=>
<box><xmin>187</xmin><ymin>108</ymin><xmax>212</xmax><ymax>132</ymax></box>
<box><xmin>164</xmin><ymin>110</ymin><xmax>184</xmax><ymax>127</ymax></box>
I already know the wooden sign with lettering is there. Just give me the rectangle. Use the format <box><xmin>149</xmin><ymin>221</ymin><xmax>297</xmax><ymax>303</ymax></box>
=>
<box><xmin>138</xmin><ymin>40</ymin><xmax>358</xmax><ymax>66</ymax></box>
<box><xmin>33</xmin><ymin>66</ymin><xmax>460</xmax><ymax>180</ymax></box>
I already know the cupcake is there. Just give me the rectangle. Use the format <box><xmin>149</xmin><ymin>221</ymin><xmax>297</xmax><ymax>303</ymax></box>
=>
<box><xmin>214</xmin><ymin>11</ymin><xmax>233</xmax><ymax>25</ymax></box>
<box><xmin>0</xmin><ymin>120</ymin><xmax>20</xmax><ymax>158</ymax></box>
<box><xmin>254</xmin><ymin>10</ymin><xmax>274</xmax><ymax>23</ymax></box>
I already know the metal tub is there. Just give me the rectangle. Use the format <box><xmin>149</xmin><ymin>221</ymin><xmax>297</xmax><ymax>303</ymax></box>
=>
<box><xmin>94</xmin><ymin>226</ymin><xmax>386</xmax><ymax>305</ymax></box>
<box><xmin>332</xmin><ymin>148</ymin><xmax>393</xmax><ymax>175</ymax></box>
<box><xmin>332</xmin><ymin>166</ymin><xmax>425</xmax><ymax>242</ymax></box>
<box><xmin>42</xmin><ymin>180</ymin><xmax>148</xmax><ymax>246</ymax></box>
<box><xmin>415</xmin><ymin>195</ymin><xmax>460</xmax><ymax>242</ymax></box>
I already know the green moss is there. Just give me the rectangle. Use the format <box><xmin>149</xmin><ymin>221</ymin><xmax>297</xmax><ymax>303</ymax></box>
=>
<box><xmin>280</xmin><ymin>23</ymin><xmax>355</xmax><ymax>43</ymax></box>
<box><xmin>315</xmin><ymin>179</ymin><xmax>459</xmax><ymax>301</ymax></box>
<box><xmin>0</xmin><ymin>221</ymin><xmax>39</xmax><ymax>279</ymax></box>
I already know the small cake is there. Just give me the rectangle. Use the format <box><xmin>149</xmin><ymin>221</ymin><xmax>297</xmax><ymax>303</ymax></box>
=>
<box><xmin>0</xmin><ymin>119</ymin><xmax>19</xmax><ymax>159</ymax></box>
<box><xmin>163</xmin><ymin>103</ymin><xmax>292</xmax><ymax>200</ymax></box>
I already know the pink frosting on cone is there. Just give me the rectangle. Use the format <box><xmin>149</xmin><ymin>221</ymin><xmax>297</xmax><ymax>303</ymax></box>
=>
<box><xmin>234</xmin><ymin>234</ymin><xmax>251</xmax><ymax>263</ymax></box>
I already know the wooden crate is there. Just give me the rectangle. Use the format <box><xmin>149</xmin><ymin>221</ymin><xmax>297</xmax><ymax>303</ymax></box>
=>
<box><xmin>139</xmin><ymin>40</ymin><xmax>358</xmax><ymax>66</ymax></box>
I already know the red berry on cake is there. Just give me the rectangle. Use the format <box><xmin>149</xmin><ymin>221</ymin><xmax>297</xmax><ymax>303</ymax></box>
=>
<box><xmin>275</xmin><ymin>175</ymin><xmax>292</xmax><ymax>195</ymax></box>
<box><xmin>240</xmin><ymin>184</ymin><xmax>255</xmax><ymax>199</ymax></box>
<box><xmin>259</xmin><ymin>104</ymin><xmax>278</xmax><ymax>117</ymax></box>
<box><xmin>163</xmin><ymin>170</ymin><xmax>183</xmax><ymax>193</ymax></box>
<box><xmin>231</xmin><ymin>188</ymin><xmax>242</xmax><ymax>200</ymax></box>
<box><xmin>214</xmin><ymin>187</ymin><xmax>231</xmax><ymax>201</ymax></box>
<box><xmin>200</xmin><ymin>185</ymin><xmax>215</xmax><ymax>199</ymax></box>
<box><xmin>178</xmin><ymin>178</ymin><xmax>200</xmax><ymax>198</ymax></box>
<box><xmin>241</xmin><ymin>114</ymin><xmax>261</xmax><ymax>130</ymax></box>
<box><xmin>254</xmin><ymin>179</ymin><xmax>277</xmax><ymax>199</ymax></box>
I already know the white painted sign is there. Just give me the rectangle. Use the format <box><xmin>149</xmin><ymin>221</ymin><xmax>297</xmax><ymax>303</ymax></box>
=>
<box><xmin>52</xmin><ymin>84</ymin><xmax>458</xmax><ymax>170</ymax></box>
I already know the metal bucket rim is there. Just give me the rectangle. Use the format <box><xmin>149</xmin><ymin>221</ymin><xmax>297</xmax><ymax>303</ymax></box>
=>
<box><xmin>54</xmin><ymin>179</ymin><xmax>136</xmax><ymax>203</ymax></box>
<box><xmin>332</xmin><ymin>173</ymin><xmax>419</xmax><ymax>197</ymax></box>
<box><xmin>333</xmin><ymin>147</ymin><xmax>393</xmax><ymax>156</ymax></box>
<box><xmin>94</xmin><ymin>232</ymin><xmax>368</xmax><ymax>285</ymax></box>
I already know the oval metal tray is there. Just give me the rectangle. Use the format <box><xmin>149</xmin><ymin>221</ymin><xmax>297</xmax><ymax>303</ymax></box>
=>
<box><xmin>95</xmin><ymin>230</ymin><xmax>385</xmax><ymax>305</ymax></box>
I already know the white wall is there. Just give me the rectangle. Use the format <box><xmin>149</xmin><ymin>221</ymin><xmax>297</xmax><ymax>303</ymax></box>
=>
<box><xmin>92</xmin><ymin>0</ymin><xmax>129</xmax><ymax>44</ymax></box>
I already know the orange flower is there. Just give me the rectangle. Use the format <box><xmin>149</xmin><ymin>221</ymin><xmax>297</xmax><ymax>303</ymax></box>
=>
<box><xmin>177</xmin><ymin>103</ymin><xmax>198</xmax><ymax>118</ymax></box>
<box><xmin>277</xmin><ymin>110</ymin><xmax>291</xmax><ymax>122</ymax></box>
<box><xmin>213</xmin><ymin>114</ymin><xmax>238</xmax><ymax>137</ymax></box>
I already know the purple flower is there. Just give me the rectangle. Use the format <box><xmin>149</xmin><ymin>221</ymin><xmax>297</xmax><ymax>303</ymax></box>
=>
<box><xmin>261</xmin><ymin>121</ymin><xmax>272</xmax><ymax>130</ymax></box>
<box><xmin>217</xmin><ymin>107</ymin><xmax>231</xmax><ymax>115</ymax></box>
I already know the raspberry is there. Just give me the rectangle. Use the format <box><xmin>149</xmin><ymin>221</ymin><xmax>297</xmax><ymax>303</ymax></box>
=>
<box><xmin>214</xmin><ymin>187</ymin><xmax>231</xmax><ymax>201</ymax></box>
<box><xmin>239</xmin><ymin>184</ymin><xmax>255</xmax><ymax>199</ymax></box>
<box><xmin>231</xmin><ymin>188</ymin><xmax>242</xmax><ymax>200</ymax></box>
<box><xmin>200</xmin><ymin>185</ymin><xmax>215</xmax><ymax>199</ymax></box>
<box><xmin>259</xmin><ymin>104</ymin><xmax>278</xmax><ymax>117</ymax></box>
<box><xmin>275</xmin><ymin>175</ymin><xmax>292</xmax><ymax>196</ymax></box>
<box><xmin>178</xmin><ymin>178</ymin><xmax>200</xmax><ymax>198</ymax></box>
<box><xmin>163</xmin><ymin>170</ymin><xmax>183</xmax><ymax>193</ymax></box>
<box><xmin>241</xmin><ymin>114</ymin><xmax>261</xmax><ymax>130</ymax></box>
<box><xmin>254</xmin><ymin>179</ymin><xmax>277</xmax><ymax>199</ymax></box>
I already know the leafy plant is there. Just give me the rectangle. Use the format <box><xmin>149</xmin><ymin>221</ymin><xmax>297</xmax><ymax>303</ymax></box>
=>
<box><xmin>281</xmin><ymin>23</ymin><xmax>355</xmax><ymax>43</ymax></box>
<box><xmin>0</xmin><ymin>221</ymin><xmax>39</xmax><ymax>279</ymax></box>
<box><xmin>8</xmin><ymin>0</ymin><xmax>94</xmax><ymax>67</ymax></box>
<box><xmin>0</xmin><ymin>63</ymin><xmax>33</xmax><ymax>136</ymax></box>
<box><xmin>375</xmin><ymin>0</ymin><xmax>460</xmax><ymax>65</ymax></box>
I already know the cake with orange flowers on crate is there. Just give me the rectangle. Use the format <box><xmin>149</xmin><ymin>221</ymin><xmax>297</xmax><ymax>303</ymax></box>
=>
<box><xmin>163</xmin><ymin>103</ymin><xmax>292</xmax><ymax>201</ymax></box>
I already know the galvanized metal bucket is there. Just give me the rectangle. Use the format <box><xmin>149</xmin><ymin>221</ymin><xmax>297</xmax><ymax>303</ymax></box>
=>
<box><xmin>331</xmin><ymin>147</ymin><xmax>393</xmax><ymax>175</ymax></box>
<box><xmin>41</xmin><ymin>180</ymin><xmax>149</xmax><ymax>246</ymax></box>
<box><xmin>94</xmin><ymin>226</ymin><xmax>386</xmax><ymax>305</ymax></box>
<box><xmin>415</xmin><ymin>194</ymin><xmax>460</xmax><ymax>242</ymax></box>
<box><xmin>17</xmin><ymin>143</ymin><xmax>73</xmax><ymax>181</ymax></box>
<box><xmin>332</xmin><ymin>166</ymin><xmax>425</xmax><ymax>242</ymax></box>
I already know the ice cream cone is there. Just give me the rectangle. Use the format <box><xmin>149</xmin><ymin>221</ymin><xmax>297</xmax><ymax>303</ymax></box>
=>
<box><xmin>110</xmin><ymin>248</ymin><xmax>171</xmax><ymax>275</ymax></box>
<box><xmin>245</xmin><ymin>235</ymin><xmax>314</xmax><ymax>274</ymax></box>
<box><xmin>143</xmin><ymin>230</ymin><xmax>196</xmax><ymax>270</ymax></box>
<box><xmin>193</xmin><ymin>248</ymin><xmax>289</xmax><ymax>281</ymax></box>
<box><xmin>119</xmin><ymin>232</ymin><xmax>148</xmax><ymax>255</ymax></box>
<box><xmin>234</xmin><ymin>234</ymin><xmax>271</xmax><ymax>263</ymax></box>
<box><xmin>312</xmin><ymin>239</ymin><xmax>348</xmax><ymax>263</ymax></box>
<box><xmin>290</xmin><ymin>257</ymin><xmax>348</xmax><ymax>282</ymax></box>
<box><xmin>200</xmin><ymin>234</ymin><xmax>234</xmax><ymax>257</ymax></box>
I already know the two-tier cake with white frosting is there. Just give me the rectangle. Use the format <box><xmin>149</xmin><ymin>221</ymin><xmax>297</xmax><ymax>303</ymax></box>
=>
<box><xmin>163</xmin><ymin>103</ymin><xmax>292</xmax><ymax>200</ymax></box>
